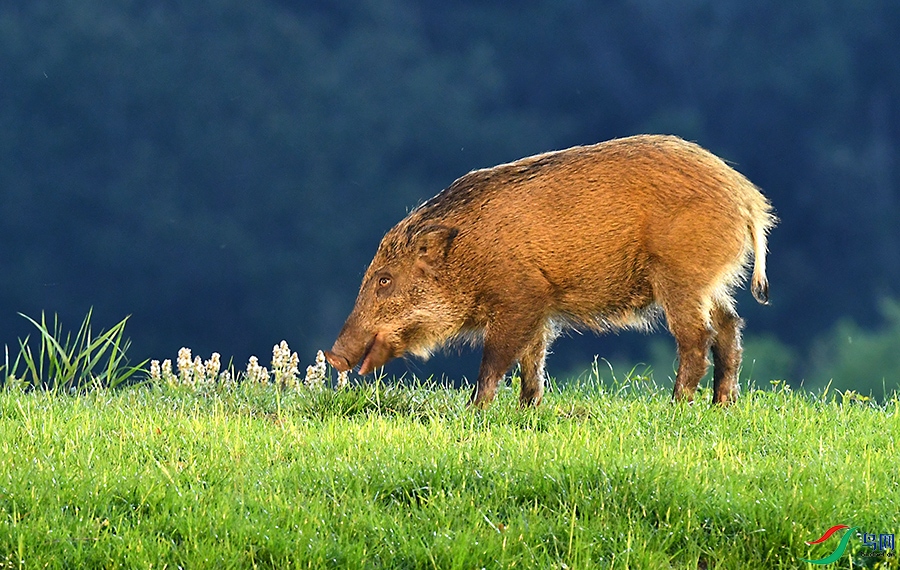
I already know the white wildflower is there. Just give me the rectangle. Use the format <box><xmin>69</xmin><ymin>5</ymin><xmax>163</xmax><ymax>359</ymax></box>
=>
<box><xmin>149</xmin><ymin>360</ymin><xmax>161</xmax><ymax>383</ymax></box>
<box><xmin>205</xmin><ymin>352</ymin><xmax>221</xmax><ymax>381</ymax></box>
<box><xmin>246</xmin><ymin>355</ymin><xmax>269</xmax><ymax>384</ymax></box>
<box><xmin>192</xmin><ymin>356</ymin><xmax>206</xmax><ymax>385</ymax></box>
<box><xmin>272</xmin><ymin>340</ymin><xmax>300</xmax><ymax>389</ymax></box>
<box><xmin>284</xmin><ymin>351</ymin><xmax>301</xmax><ymax>390</ymax></box>
<box><xmin>304</xmin><ymin>350</ymin><xmax>328</xmax><ymax>389</ymax></box>
<box><xmin>176</xmin><ymin>347</ymin><xmax>193</xmax><ymax>385</ymax></box>
<box><xmin>272</xmin><ymin>341</ymin><xmax>289</xmax><ymax>371</ymax></box>
<box><xmin>161</xmin><ymin>359</ymin><xmax>174</xmax><ymax>386</ymax></box>
<box><xmin>336</xmin><ymin>370</ymin><xmax>349</xmax><ymax>390</ymax></box>
<box><xmin>218</xmin><ymin>368</ymin><xmax>234</xmax><ymax>387</ymax></box>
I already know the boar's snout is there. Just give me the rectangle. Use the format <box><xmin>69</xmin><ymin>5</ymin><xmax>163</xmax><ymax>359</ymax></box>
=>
<box><xmin>327</xmin><ymin>328</ymin><xmax>396</xmax><ymax>376</ymax></box>
<box><xmin>326</xmin><ymin>316</ymin><xmax>371</xmax><ymax>373</ymax></box>
<box><xmin>324</xmin><ymin>350</ymin><xmax>351</xmax><ymax>372</ymax></box>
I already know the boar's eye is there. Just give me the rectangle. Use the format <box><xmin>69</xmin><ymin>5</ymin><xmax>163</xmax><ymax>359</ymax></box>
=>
<box><xmin>374</xmin><ymin>273</ymin><xmax>394</xmax><ymax>297</ymax></box>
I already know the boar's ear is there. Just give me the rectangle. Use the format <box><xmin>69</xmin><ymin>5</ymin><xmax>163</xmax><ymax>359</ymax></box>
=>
<box><xmin>414</xmin><ymin>225</ymin><xmax>458</xmax><ymax>270</ymax></box>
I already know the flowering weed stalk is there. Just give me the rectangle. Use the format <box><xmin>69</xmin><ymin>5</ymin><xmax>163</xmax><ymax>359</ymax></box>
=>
<box><xmin>245</xmin><ymin>355</ymin><xmax>269</xmax><ymax>385</ymax></box>
<box><xmin>149</xmin><ymin>348</ymin><xmax>231</xmax><ymax>389</ymax></box>
<box><xmin>272</xmin><ymin>341</ymin><xmax>300</xmax><ymax>390</ymax></box>
<box><xmin>149</xmin><ymin>342</ymin><xmax>349</xmax><ymax>393</ymax></box>
<box><xmin>304</xmin><ymin>350</ymin><xmax>327</xmax><ymax>389</ymax></box>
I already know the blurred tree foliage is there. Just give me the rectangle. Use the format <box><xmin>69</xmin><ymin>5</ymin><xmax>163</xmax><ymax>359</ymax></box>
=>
<box><xmin>1</xmin><ymin>1</ymin><xmax>898</xmax><ymax>390</ymax></box>
<box><xmin>809</xmin><ymin>299</ymin><xmax>900</xmax><ymax>397</ymax></box>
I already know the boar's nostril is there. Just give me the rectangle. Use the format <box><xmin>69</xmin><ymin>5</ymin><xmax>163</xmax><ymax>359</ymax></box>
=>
<box><xmin>324</xmin><ymin>350</ymin><xmax>351</xmax><ymax>372</ymax></box>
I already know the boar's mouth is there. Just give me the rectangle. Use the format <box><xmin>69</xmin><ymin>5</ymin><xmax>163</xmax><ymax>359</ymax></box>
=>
<box><xmin>358</xmin><ymin>332</ymin><xmax>393</xmax><ymax>375</ymax></box>
<box><xmin>325</xmin><ymin>332</ymin><xmax>395</xmax><ymax>376</ymax></box>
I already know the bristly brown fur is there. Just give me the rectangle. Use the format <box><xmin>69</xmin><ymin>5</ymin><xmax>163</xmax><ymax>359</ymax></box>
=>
<box><xmin>327</xmin><ymin>134</ymin><xmax>776</xmax><ymax>408</ymax></box>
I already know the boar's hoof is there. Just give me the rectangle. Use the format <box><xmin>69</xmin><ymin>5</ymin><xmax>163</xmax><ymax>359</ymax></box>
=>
<box><xmin>468</xmin><ymin>386</ymin><xmax>496</xmax><ymax>410</ymax></box>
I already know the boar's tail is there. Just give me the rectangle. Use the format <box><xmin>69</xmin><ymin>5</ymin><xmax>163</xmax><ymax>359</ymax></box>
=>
<box><xmin>749</xmin><ymin>202</ymin><xmax>775</xmax><ymax>305</ymax></box>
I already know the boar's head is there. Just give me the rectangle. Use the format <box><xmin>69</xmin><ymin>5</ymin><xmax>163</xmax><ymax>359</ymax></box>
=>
<box><xmin>325</xmin><ymin>223</ymin><xmax>464</xmax><ymax>375</ymax></box>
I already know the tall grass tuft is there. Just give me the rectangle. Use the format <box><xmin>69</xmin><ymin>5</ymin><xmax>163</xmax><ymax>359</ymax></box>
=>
<box><xmin>2</xmin><ymin>309</ymin><xmax>146</xmax><ymax>391</ymax></box>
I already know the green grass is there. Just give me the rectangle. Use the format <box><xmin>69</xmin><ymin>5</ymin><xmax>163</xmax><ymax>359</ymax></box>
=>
<box><xmin>4</xmin><ymin>310</ymin><xmax>146</xmax><ymax>392</ymax></box>
<box><xmin>1</xmin><ymin>377</ymin><xmax>898</xmax><ymax>569</ymax></box>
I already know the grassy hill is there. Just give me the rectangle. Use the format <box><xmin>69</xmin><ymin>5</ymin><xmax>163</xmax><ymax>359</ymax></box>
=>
<box><xmin>1</xmin><ymin>375</ymin><xmax>897</xmax><ymax>569</ymax></box>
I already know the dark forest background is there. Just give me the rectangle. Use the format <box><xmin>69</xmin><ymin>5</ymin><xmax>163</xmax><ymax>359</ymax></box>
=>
<box><xmin>2</xmin><ymin>1</ymin><xmax>899</xmax><ymax>393</ymax></box>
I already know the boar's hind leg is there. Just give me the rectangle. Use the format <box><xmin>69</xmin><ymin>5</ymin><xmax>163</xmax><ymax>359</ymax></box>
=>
<box><xmin>710</xmin><ymin>302</ymin><xmax>743</xmax><ymax>405</ymax></box>
<box><xmin>668</xmin><ymin>302</ymin><xmax>714</xmax><ymax>403</ymax></box>
<box><xmin>470</xmin><ymin>314</ymin><xmax>545</xmax><ymax>409</ymax></box>
<box><xmin>517</xmin><ymin>326</ymin><xmax>553</xmax><ymax>408</ymax></box>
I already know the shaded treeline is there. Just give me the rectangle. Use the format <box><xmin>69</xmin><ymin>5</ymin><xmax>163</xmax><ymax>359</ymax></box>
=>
<box><xmin>1</xmin><ymin>1</ymin><xmax>898</xmax><ymax>388</ymax></box>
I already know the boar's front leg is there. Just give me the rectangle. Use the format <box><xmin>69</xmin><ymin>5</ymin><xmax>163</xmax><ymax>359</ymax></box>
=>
<box><xmin>470</xmin><ymin>312</ymin><xmax>546</xmax><ymax>409</ymax></box>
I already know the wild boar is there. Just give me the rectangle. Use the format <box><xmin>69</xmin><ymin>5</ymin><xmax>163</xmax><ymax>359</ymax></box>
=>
<box><xmin>325</xmin><ymin>134</ymin><xmax>776</xmax><ymax>408</ymax></box>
